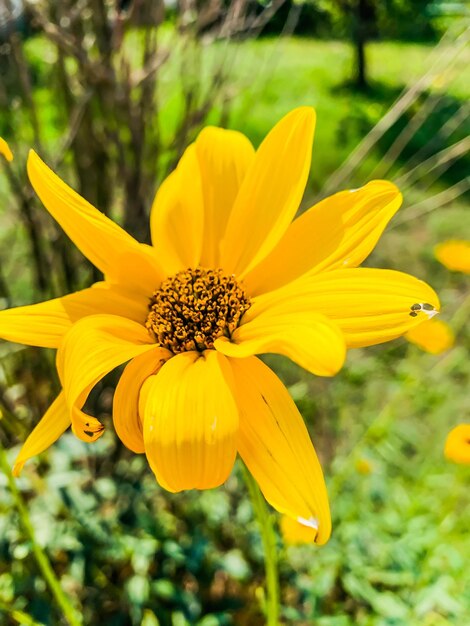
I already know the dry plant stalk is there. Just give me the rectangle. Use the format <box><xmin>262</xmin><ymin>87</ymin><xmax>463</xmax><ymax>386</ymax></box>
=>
<box><xmin>0</xmin><ymin>0</ymin><xmax>287</xmax><ymax>294</ymax></box>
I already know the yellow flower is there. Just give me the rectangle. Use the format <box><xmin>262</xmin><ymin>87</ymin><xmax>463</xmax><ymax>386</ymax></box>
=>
<box><xmin>434</xmin><ymin>240</ymin><xmax>470</xmax><ymax>274</ymax></box>
<box><xmin>0</xmin><ymin>108</ymin><xmax>439</xmax><ymax>546</ymax></box>
<box><xmin>405</xmin><ymin>318</ymin><xmax>454</xmax><ymax>355</ymax></box>
<box><xmin>444</xmin><ymin>424</ymin><xmax>470</xmax><ymax>464</ymax></box>
<box><xmin>280</xmin><ymin>514</ymin><xmax>317</xmax><ymax>545</ymax></box>
<box><xmin>0</xmin><ymin>137</ymin><xmax>13</xmax><ymax>162</ymax></box>
<box><xmin>355</xmin><ymin>458</ymin><xmax>373</xmax><ymax>475</ymax></box>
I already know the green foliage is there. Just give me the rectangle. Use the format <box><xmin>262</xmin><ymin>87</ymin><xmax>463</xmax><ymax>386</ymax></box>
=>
<box><xmin>273</xmin><ymin>0</ymin><xmax>449</xmax><ymax>41</ymax></box>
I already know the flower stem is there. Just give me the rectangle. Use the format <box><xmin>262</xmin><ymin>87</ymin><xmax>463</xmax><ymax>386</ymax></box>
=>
<box><xmin>0</xmin><ymin>443</ymin><xmax>82</xmax><ymax>626</ymax></box>
<box><xmin>0</xmin><ymin>600</ymin><xmax>46</xmax><ymax>626</ymax></box>
<box><xmin>242</xmin><ymin>464</ymin><xmax>280</xmax><ymax>626</ymax></box>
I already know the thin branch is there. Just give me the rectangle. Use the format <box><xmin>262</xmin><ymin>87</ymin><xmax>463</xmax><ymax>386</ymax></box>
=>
<box><xmin>321</xmin><ymin>24</ymin><xmax>470</xmax><ymax>195</ymax></box>
<box><xmin>391</xmin><ymin>177</ymin><xmax>470</xmax><ymax>228</ymax></box>
<box><xmin>369</xmin><ymin>89</ymin><xmax>454</xmax><ymax>180</ymax></box>
<box><xmin>53</xmin><ymin>90</ymin><xmax>93</xmax><ymax>168</ymax></box>
<box><xmin>395</xmin><ymin>137</ymin><xmax>470</xmax><ymax>189</ymax></box>
<box><xmin>393</xmin><ymin>101</ymin><xmax>470</xmax><ymax>178</ymax></box>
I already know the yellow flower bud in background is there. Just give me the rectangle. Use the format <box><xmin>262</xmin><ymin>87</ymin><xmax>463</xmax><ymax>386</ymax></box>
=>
<box><xmin>405</xmin><ymin>318</ymin><xmax>454</xmax><ymax>354</ymax></box>
<box><xmin>355</xmin><ymin>458</ymin><xmax>373</xmax><ymax>475</ymax></box>
<box><xmin>434</xmin><ymin>240</ymin><xmax>470</xmax><ymax>274</ymax></box>
<box><xmin>444</xmin><ymin>424</ymin><xmax>470</xmax><ymax>465</ymax></box>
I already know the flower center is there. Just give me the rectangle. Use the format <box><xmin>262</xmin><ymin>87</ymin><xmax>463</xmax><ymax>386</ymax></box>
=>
<box><xmin>146</xmin><ymin>268</ymin><xmax>251</xmax><ymax>353</ymax></box>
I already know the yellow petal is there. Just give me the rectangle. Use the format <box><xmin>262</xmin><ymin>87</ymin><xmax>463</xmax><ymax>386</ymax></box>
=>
<box><xmin>230</xmin><ymin>356</ymin><xmax>331</xmax><ymax>545</ymax></box>
<box><xmin>57</xmin><ymin>314</ymin><xmax>156</xmax><ymax>443</ymax></box>
<box><xmin>140</xmin><ymin>350</ymin><xmax>239</xmax><ymax>492</ymax></box>
<box><xmin>13</xmin><ymin>393</ymin><xmax>70</xmax><ymax>476</ymax></box>
<box><xmin>150</xmin><ymin>145</ymin><xmax>204</xmax><ymax>274</ymax></box>
<box><xmin>244</xmin><ymin>180</ymin><xmax>402</xmax><ymax>295</ymax></box>
<box><xmin>246</xmin><ymin>268</ymin><xmax>440</xmax><ymax>349</ymax></box>
<box><xmin>0</xmin><ymin>137</ymin><xmax>13</xmax><ymax>162</ymax></box>
<box><xmin>434</xmin><ymin>240</ymin><xmax>470</xmax><ymax>274</ymax></box>
<box><xmin>113</xmin><ymin>347</ymin><xmax>171</xmax><ymax>453</ymax></box>
<box><xmin>0</xmin><ymin>283</ymin><xmax>148</xmax><ymax>349</ymax></box>
<box><xmin>215</xmin><ymin>312</ymin><xmax>345</xmax><ymax>377</ymax></box>
<box><xmin>405</xmin><ymin>318</ymin><xmax>454</xmax><ymax>354</ymax></box>
<box><xmin>195</xmin><ymin>127</ymin><xmax>255</xmax><ymax>267</ymax></box>
<box><xmin>444</xmin><ymin>424</ymin><xmax>470</xmax><ymax>464</ymax></box>
<box><xmin>280</xmin><ymin>515</ymin><xmax>318</xmax><ymax>545</ymax></box>
<box><xmin>27</xmin><ymin>151</ymin><xmax>163</xmax><ymax>290</ymax></box>
<box><xmin>221</xmin><ymin>107</ymin><xmax>316</xmax><ymax>276</ymax></box>
<box><xmin>111</xmin><ymin>245</ymin><xmax>167</xmax><ymax>296</ymax></box>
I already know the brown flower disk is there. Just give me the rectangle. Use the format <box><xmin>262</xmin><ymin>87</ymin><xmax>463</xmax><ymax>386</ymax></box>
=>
<box><xmin>146</xmin><ymin>268</ymin><xmax>251</xmax><ymax>353</ymax></box>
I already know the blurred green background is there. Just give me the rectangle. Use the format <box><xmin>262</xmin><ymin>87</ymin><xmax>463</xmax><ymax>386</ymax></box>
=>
<box><xmin>0</xmin><ymin>1</ymin><xmax>469</xmax><ymax>625</ymax></box>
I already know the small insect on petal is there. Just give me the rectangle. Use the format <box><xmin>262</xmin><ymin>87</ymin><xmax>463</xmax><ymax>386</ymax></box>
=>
<box><xmin>409</xmin><ymin>303</ymin><xmax>438</xmax><ymax>319</ymax></box>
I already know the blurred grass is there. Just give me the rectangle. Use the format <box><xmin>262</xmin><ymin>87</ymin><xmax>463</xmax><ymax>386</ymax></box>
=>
<box><xmin>1</xmin><ymin>33</ymin><xmax>469</xmax><ymax>626</ymax></box>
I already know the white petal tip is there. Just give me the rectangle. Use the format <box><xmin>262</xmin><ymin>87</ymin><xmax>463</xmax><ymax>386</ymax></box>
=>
<box><xmin>297</xmin><ymin>515</ymin><xmax>319</xmax><ymax>530</ymax></box>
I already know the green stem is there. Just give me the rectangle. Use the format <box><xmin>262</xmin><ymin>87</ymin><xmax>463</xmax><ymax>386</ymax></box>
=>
<box><xmin>0</xmin><ymin>443</ymin><xmax>82</xmax><ymax>626</ymax></box>
<box><xmin>242</xmin><ymin>464</ymin><xmax>280</xmax><ymax>626</ymax></box>
<box><xmin>0</xmin><ymin>600</ymin><xmax>46</xmax><ymax>626</ymax></box>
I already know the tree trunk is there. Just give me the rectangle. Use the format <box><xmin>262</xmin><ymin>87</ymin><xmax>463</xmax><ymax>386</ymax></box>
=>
<box><xmin>353</xmin><ymin>0</ymin><xmax>375</xmax><ymax>90</ymax></box>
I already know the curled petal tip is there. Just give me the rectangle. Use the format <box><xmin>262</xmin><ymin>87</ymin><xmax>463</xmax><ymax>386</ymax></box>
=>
<box><xmin>12</xmin><ymin>462</ymin><xmax>24</xmax><ymax>478</ymax></box>
<box><xmin>71</xmin><ymin>417</ymin><xmax>106</xmax><ymax>443</ymax></box>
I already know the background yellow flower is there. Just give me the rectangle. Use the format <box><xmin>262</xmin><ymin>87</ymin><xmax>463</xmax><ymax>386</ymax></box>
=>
<box><xmin>444</xmin><ymin>424</ymin><xmax>470</xmax><ymax>464</ymax></box>
<box><xmin>405</xmin><ymin>318</ymin><xmax>455</xmax><ymax>354</ymax></box>
<box><xmin>355</xmin><ymin>458</ymin><xmax>373</xmax><ymax>475</ymax></box>
<box><xmin>434</xmin><ymin>240</ymin><xmax>470</xmax><ymax>274</ymax></box>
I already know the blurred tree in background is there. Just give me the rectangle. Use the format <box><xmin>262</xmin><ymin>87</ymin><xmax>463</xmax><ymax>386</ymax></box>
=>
<box><xmin>264</xmin><ymin>0</ymin><xmax>467</xmax><ymax>87</ymax></box>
